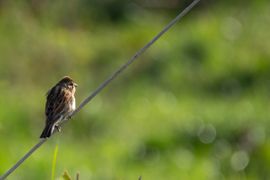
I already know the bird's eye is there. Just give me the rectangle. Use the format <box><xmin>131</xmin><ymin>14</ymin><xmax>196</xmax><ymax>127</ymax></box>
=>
<box><xmin>67</xmin><ymin>84</ymin><xmax>73</xmax><ymax>88</ymax></box>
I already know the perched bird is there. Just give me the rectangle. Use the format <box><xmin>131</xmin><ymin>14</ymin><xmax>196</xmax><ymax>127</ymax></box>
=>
<box><xmin>40</xmin><ymin>76</ymin><xmax>78</xmax><ymax>138</ymax></box>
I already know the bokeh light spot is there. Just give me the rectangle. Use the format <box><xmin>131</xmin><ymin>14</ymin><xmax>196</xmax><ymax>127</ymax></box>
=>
<box><xmin>230</xmin><ymin>150</ymin><xmax>249</xmax><ymax>171</ymax></box>
<box><xmin>198</xmin><ymin>124</ymin><xmax>216</xmax><ymax>144</ymax></box>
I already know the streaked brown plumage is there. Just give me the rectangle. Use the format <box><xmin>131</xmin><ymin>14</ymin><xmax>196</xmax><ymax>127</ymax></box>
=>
<box><xmin>40</xmin><ymin>76</ymin><xmax>77</xmax><ymax>138</ymax></box>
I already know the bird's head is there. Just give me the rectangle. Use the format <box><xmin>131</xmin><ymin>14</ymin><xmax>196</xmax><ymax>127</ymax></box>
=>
<box><xmin>58</xmin><ymin>76</ymin><xmax>78</xmax><ymax>93</ymax></box>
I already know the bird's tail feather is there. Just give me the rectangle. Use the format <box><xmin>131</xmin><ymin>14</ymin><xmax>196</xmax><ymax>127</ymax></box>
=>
<box><xmin>40</xmin><ymin>124</ymin><xmax>54</xmax><ymax>138</ymax></box>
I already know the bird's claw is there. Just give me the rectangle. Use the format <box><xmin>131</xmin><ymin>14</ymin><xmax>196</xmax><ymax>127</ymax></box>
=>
<box><xmin>55</xmin><ymin>125</ymin><xmax>61</xmax><ymax>132</ymax></box>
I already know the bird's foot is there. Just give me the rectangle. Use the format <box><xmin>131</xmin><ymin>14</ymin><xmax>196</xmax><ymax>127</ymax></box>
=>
<box><xmin>67</xmin><ymin>115</ymin><xmax>72</xmax><ymax>120</ymax></box>
<box><xmin>55</xmin><ymin>125</ymin><xmax>61</xmax><ymax>132</ymax></box>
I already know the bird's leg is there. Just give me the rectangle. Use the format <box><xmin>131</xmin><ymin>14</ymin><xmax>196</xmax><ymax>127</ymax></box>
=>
<box><xmin>66</xmin><ymin>115</ymin><xmax>72</xmax><ymax>121</ymax></box>
<box><xmin>55</xmin><ymin>125</ymin><xmax>61</xmax><ymax>132</ymax></box>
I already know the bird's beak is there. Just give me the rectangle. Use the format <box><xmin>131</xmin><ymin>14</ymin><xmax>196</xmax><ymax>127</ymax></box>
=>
<box><xmin>74</xmin><ymin>83</ymin><xmax>78</xmax><ymax>87</ymax></box>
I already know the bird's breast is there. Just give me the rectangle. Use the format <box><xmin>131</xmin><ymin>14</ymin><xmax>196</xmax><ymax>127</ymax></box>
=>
<box><xmin>71</xmin><ymin>96</ymin><xmax>76</xmax><ymax>111</ymax></box>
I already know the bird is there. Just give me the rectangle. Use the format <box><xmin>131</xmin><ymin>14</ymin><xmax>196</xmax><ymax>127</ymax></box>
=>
<box><xmin>40</xmin><ymin>76</ymin><xmax>78</xmax><ymax>138</ymax></box>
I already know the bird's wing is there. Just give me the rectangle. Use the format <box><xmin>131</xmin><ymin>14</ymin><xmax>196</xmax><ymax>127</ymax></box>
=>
<box><xmin>45</xmin><ymin>86</ymin><xmax>72</xmax><ymax>124</ymax></box>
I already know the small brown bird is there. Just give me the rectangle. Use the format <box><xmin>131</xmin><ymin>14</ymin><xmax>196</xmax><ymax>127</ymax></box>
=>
<box><xmin>40</xmin><ymin>76</ymin><xmax>78</xmax><ymax>138</ymax></box>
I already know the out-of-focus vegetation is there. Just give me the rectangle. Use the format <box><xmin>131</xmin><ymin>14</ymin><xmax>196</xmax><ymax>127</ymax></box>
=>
<box><xmin>0</xmin><ymin>0</ymin><xmax>270</xmax><ymax>179</ymax></box>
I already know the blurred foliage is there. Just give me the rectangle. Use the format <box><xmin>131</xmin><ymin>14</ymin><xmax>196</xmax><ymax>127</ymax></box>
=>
<box><xmin>0</xmin><ymin>0</ymin><xmax>270</xmax><ymax>179</ymax></box>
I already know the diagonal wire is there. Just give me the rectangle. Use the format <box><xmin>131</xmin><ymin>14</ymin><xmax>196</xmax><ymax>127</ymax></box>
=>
<box><xmin>0</xmin><ymin>0</ymin><xmax>201</xmax><ymax>179</ymax></box>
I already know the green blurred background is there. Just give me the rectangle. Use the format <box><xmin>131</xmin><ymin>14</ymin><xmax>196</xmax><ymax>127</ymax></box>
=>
<box><xmin>0</xmin><ymin>0</ymin><xmax>270</xmax><ymax>179</ymax></box>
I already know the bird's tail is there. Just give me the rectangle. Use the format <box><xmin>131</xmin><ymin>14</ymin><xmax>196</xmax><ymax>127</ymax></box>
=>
<box><xmin>40</xmin><ymin>124</ymin><xmax>54</xmax><ymax>138</ymax></box>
